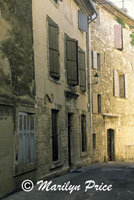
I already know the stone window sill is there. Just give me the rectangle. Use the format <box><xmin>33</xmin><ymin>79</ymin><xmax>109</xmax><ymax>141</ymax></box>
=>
<box><xmin>14</xmin><ymin>162</ymin><xmax>37</xmax><ymax>176</ymax></box>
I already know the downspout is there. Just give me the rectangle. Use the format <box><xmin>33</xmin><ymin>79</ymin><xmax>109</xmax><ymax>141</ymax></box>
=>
<box><xmin>86</xmin><ymin>9</ymin><xmax>97</xmax><ymax>159</ymax></box>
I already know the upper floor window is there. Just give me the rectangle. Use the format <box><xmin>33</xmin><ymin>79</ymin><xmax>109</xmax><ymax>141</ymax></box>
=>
<box><xmin>48</xmin><ymin>17</ymin><xmax>60</xmax><ymax>79</ymax></box>
<box><xmin>113</xmin><ymin>70</ymin><xmax>128</xmax><ymax>98</ymax></box>
<box><xmin>66</xmin><ymin>35</ymin><xmax>79</xmax><ymax>86</ymax></box>
<box><xmin>92</xmin><ymin>51</ymin><xmax>101</xmax><ymax>70</ymax></box>
<box><xmin>114</xmin><ymin>24</ymin><xmax>123</xmax><ymax>50</ymax></box>
<box><xmin>92</xmin><ymin>93</ymin><xmax>101</xmax><ymax>114</ymax></box>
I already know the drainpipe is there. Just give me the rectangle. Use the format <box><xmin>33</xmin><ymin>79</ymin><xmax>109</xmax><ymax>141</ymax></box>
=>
<box><xmin>86</xmin><ymin>11</ymin><xmax>97</xmax><ymax>159</ymax></box>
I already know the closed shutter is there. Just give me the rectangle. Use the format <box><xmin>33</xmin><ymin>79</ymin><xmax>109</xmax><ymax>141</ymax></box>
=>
<box><xmin>124</xmin><ymin>74</ymin><xmax>128</xmax><ymax>98</ymax></box>
<box><xmin>113</xmin><ymin>70</ymin><xmax>119</xmax><ymax>97</ymax></box>
<box><xmin>92</xmin><ymin>93</ymin><xmax>98</xmax><ymax>113</ymax></box>
<box><xmin>97</xmin><ymin>53</ymin><xmax>100</xmax><ymax>70</ymax></box>
<box><xmin>79</xmin><ymin>50</ymin><xmax>86</xmax><ymax>92</ymax></box>
<box><xmin>49</xmin><ymin>19</ymin><xmax>59</xmax><ymax>78</ymax></box>
<box><xmin>119</xmin><ymin>74</ymin><xmax>125</xmax><ymax>98</ymax></box>
<box><xmin>66</xmin><ymin>37</ymin><xmax>78</xmax><ymax>85</ymax></box>
<box><xmin>92</xmin><ymin>51</ymin><xmax>97</xmax><ymax>69</ymax></box>
<box><xmin>114</xmin><ymin>24</ymin><xmax>123</xmax><ymax>50</ymax></box>
<box><xmin>78</xmin><ymin>10</ymin><xmax>88</xmax><ymax>32</ymax></box>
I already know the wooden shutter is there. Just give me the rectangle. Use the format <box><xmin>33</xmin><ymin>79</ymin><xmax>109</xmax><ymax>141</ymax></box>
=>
<box><xmin>79</xmin><ymin>50</ymin><xmax>86</xmax><ymax>92</ymax></box>
<box><xmin>124</xmin><ymin>74</ymin><xmax>128</xmax><ymax>98</ymax></box>
<box><xmin>114</xmin><ymin>24</ymin><xmax>123</xmax><ymax>50</ymax></box>
<box><xmin>113</xmin><ymin>70</ymin><xmax>119</xmax><ymax>97</ymax></box>
<box><xmin>92</xmin><ymin>93</ymin><xmax>98</xmax><ymax>113</ymax></box>
<box><xmin>92</xmin><ymin>51</ymin><xmax>97</xmax><ymax>69</ymax></box>
<box><xmin>119</xmin><ymin>74</ymin><xmax>125</xmax><ymax>98</ymax></box>
<box><xmin>78</xmin><ymin>10</ymin><xmax>88</xmax><ymax>32</ymax></box>
<box><xmin>66</xmin><ymin>37</ymin><xmax>78</xmax><ymax>85</ymax></box>
<box><xmin>49</xmin><ymin>19</ymin><xmax>59</xmax><ymax>78</ymax></box>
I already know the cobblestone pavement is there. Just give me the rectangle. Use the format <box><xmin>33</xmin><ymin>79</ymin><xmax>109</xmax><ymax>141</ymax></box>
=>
<box><xmin>3</xmin><ymin>162</ymin><xmax>134</xmax><ymax>200</ymax></box>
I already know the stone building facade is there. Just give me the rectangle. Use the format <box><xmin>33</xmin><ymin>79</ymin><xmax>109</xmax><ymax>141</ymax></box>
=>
<box><xmin>0</xmin><ymin>0</ymin><xmax>35</xmax><ymax>198</ymax></box>
<box><xmin>0</xmin><ymin>0</ymin><xmax>96</xmax><ymax>198</ymax></box>
<box><xmin>91</xmin><ymin>0</ymin><xmax>134</xmax><ymax>162</ymax></box>
<box><xmin>32</xmin><ymin>0</ymin><xmax>96</xmax><ymax>181</ymax></box>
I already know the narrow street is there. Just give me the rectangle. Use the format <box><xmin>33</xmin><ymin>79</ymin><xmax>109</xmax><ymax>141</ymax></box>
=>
<box><xmin>3</xmin><ymin>162</ymin><xmax>134</xmax><ymax>200</ymax></box>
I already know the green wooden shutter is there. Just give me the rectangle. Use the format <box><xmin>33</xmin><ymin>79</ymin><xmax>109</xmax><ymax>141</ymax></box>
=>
<box><xmin>66</xmin><ymin>37</ymin><xmax>78</xmax><ymax>86</ymax></box>
<box><xmin>48</xmin><ymin>18</ymin><xmax>59</xmax><ymax>78</ymax></box>
<box><xmin>79</xmin><ymin>50</ymin><xmax>86</xmax><ymax>92</ymax></box>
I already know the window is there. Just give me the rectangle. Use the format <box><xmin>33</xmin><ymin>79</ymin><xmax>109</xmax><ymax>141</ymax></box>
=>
<box><xmin>92</xmin><ymin>133</ymin><xmax>96</xmax><ymax>150</ymax></box>
<box><xmin>48</xmin><ymin>17</ymin><xmax>59</xmax><ymax>79</ymax></box>
<box><xmin>18</xmin><ymin>113</ymin><xmax>35</xmax><ymax>165</ymax></box>
<box><xmin>66</xmin><ymin>36</ymin><xmax>78</xmax><ymax>86</ymax></box>
<box><xmin>79</xmin><ymin>49</ymin><xmax>86</xmax><ymax>92</ymax></box>
<box><xmin>114</xmin><ymin>24</ymin><xmax>123</xmax><ymax>50</ymax></box>
<box><xmin>97</xmin><ymin>94</ymin><xmax>101</xmax><ymax>113</ymax></box>
<box><xmin>119</xmin><ymin>74</ymin><xmax>125</xmax><ymax>98</ymax></box>
<box><xmin>92</xmin><ymin>93</ymin><xmax>101</xmax><ymax>114</ymax></box>
<box><xmin>52</xmin><ymin>110</ymin><xmax>59</xmax><ymax>161</ymax></box>
<box><xmin>78</xmin><ymin>10</ymin><xmax>88</xmax><ymax>32</ymax></box>
<box><xmin>92</xmin><ymin>51</ymin><xmax>100</xmax><ymax>70</ymax></box>
<box><xmin>81</xmin><ymin>115</ymin><xmax>87</xmax><ymax>152</ymax></box>
<box><xmin>113</xmin><ymin>70</ymin><xmax>128</xmax><ymax>98</ymax></box>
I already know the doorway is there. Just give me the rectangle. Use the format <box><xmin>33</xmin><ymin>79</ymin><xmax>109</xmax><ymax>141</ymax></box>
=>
<box><xmin>107</xmin><ymin>129</ymin><xmax>115</xmax><ymax>161</ymax></box>
<box><xmin>68</xmin><ymin>113</ymin><xmax>73</xmax><ymax>168</ymax></box>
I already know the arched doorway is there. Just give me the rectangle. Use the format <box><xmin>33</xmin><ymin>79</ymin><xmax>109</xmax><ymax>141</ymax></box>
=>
<box><xmin>107</xmin><ymin>129</ymin><xmax>115</xmax><ymax>161</ymax></box>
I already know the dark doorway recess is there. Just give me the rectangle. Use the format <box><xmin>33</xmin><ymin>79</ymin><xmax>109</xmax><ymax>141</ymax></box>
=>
<box><xmin>107</xmin><ymin>129</ymin><xmax>115</xmax><ymax>161</ymax></box>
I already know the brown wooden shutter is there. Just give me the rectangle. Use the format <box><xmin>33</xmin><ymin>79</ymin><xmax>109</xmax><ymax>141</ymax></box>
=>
<box><xmin>92</xmin><ymin>93</ymin><xmax>98</xmax><ymax>113</ymax></box>
<box><xmin>124</xmin><ymin>74</ymin><xmax>128</xmax><ymax>98</ymax></box>
<box><xmin>113</xmin><ymin>70</ymin><xmax>119</xmax><ymax>97</ymax></box>
<box><xmin>49</xmin><ymin>19</ymin><xmax>59</xmax><ymax>78</ymax></box>
<box><xmin>79</xmin><ymin>50</ymin><xmax>86</xmax><ymax>92</ymax></box>
<box><xmin>66</xmin><ymin>37</ymin><xmax>78</xmax><ymax>85</ymax></box>
<box><xmin>114</xmin><ymin>24</ymin><xmax>123</xmax><ymax>50</ymax></box>
<box><xmin>92</xmin><ymin>51</ymin><xmax>97</xmax><ymax>69</ymax></box>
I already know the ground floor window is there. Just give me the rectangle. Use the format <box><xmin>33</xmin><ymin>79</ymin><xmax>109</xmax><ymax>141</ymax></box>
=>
<box><xmin>52</xmin><ymin>109</ymin><xmax>59</xmax><ymax>161</ymax></box>
<box><xmin>18</xmin><ymin>112</ymin><xmax>35</xmax><ymax>165</ymax></box>
<box><xmin>81</xmin><ymin>114</ymin><xmax>87</xmax><ymax>152</ymax></box>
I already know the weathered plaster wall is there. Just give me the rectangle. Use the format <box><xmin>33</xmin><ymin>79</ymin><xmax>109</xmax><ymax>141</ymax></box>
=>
<box><xmin>91</xmin><ymin>4</ymin><xmax>134</xmax><ymax>162</ymax></box>
<box><xmin>0</xmin><ymin>0</ymin><xmax>34</xmax><ymax>100</ymax></box>
<box><xmin>0</xmin><ymin>1</ymin><xmax>35</xmax><ymax>198</ymax></box>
